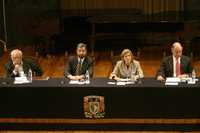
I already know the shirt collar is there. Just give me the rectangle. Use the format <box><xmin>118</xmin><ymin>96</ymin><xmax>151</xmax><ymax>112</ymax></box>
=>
<box><xmin>78</xmin><ymin>57</ymin><xmax>85</xmax><ymax>63</ymax></box>
<box><xmin>173</xmin><ymin>56</ymin><xmax>180</xmax><ymax>63</ymax></box>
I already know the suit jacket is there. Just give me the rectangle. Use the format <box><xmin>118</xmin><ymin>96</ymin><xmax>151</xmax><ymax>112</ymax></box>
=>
<box><xmin>112</xmin><ymin>60</ymin><xmax>144</xmax><ymax>79</ymax></box>
<box><xmin>156</xmin><ymin>55</ymin><xmax>193</xmax><ymax>78</ymax></box>
<box><xmin>64</xmin><ymin>56</ymin><xmax>93</xmax><ymax>78</ymax></box>
<box><xmin>5</xmin><ymin>57</ymin><xmax>43</xmax><ymax>78</ymax></box>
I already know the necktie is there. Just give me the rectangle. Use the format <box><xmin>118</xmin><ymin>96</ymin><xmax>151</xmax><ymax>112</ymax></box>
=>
<box><xmin>176</xmin><ymin>59</ymin><xmax>180</xmax><ymax>77</ymax></box>
<box><xmin>75</xmin><ymin>60</ymin><xmax>82</xmax><ymax>75</ymax></box>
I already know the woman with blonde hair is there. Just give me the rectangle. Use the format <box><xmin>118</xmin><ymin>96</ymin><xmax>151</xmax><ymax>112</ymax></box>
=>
<box><xmin>110</xmin><ymin>49</ymin><xmax>143</xmax><ymax>81</ymax></box>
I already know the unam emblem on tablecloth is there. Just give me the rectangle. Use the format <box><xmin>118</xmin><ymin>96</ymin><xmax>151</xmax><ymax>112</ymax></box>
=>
<box><xmin>83</xmin><ymin>95</ymin><xmax>105</xmax><ymax>118</ymax></box>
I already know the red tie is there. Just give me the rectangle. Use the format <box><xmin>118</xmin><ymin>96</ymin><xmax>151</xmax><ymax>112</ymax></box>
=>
<box><xmin>176</xmin><ymin>59</ymin><xmax>180</xmax><ymax>77</ymax></box>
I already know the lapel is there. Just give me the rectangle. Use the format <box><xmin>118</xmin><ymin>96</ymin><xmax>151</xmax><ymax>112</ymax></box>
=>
<box><xmin>180</xmin><ymin>56</ymin><xmax>184</xmax><ymax>73</ymax></box>
<box><xmin>169</xmin><ymin>56</ymin><xmax>173</xmax><ymax>75</ymax></box>
<box><xmin>81</xmin><ymin>57</ymin><xmax>87</xmax><ymax>71</ymax></box>
<box><xmin>121</xmin><ymin>61</ymin><xmax>128</xmax><ymax>75</ymax></box>
<box><xmin>75</xmin><ymin>56</ymin><xmax>79</xmax><ymax>66</ymax></box>
<box><xmin>123</xmin><ymin>61</ymin><xmax>135</xmax><ymax>73</ymax></box>
<box><xmin>22</xmin><ymin>59</ymin><xmax>29</xmax><ymax>74</ymax></box>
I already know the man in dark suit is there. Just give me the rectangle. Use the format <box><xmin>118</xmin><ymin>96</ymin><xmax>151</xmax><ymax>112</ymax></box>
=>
<box><xmin>64</xmin><ymin>43</ymin><xmax>93</xmax><ymax>80</ymax></box>
<box><xmin>5</xmin><ymin>49</ymin><xmax>43</xmax><ymax>78</ymax></box>
<box><xmin>156</xmin><ymin>42</ymin><xmax>193</xmax><ymax>81</ymax></box>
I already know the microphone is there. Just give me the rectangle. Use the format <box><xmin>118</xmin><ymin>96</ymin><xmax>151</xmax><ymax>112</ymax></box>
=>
<box><xmin>112</xmin><ymin>75</ymin><xmax>115</xmax><ymax>80</ymax></box>
<box><xmin>60</xmin><ymin>80</ymin><xmax>65</xmax><ymax>85</ymax></box>
<box><xmin>2</xmin><ymin>81</ymin><xmax>8</xmax><ymax>85</ymax></box>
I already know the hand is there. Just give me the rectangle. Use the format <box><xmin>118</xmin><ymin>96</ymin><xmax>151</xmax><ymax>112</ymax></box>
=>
<box><xmin>14</xmin><ymin>64</ymin><xmax>20</xmax><ymax>72</ymax></box>
<box><xmin>75</xmin><ymin>75</ymin><xmax>85</xmax><ymax>80</ymax></box>
<box><xmin>68</xmin><ymin>75</ymin><xmax>84</xmax><ymax>80</ymax></box>
<box><xmin>157</xmin><ymin>75</ymin><xmax>165</xmax><ymax>81</ymax></box>
<box><xmin>178</xmin><ymin>74</ymin><xmax>189</xmax><ymax>78</ymax></box>
<box><xmin>109</xmin><ymin>73</ymin><xmax>116</xmax><ymax>80</ymax></box>
<box><xmin>109</xmin><ymin>73</ymin><xmax>121</xmax><ymax>81</ymax></box>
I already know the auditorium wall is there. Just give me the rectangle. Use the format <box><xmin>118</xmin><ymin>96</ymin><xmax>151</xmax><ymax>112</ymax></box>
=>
<box><xmin>1</xmin><ymin>0</ymin><xmax>200</xmax><ymax>50</ymax></box>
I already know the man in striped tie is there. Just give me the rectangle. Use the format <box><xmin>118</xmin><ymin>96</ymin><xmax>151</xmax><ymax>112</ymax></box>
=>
<box><xmin>64</xmin><ymin>43</ymin><xmax>93</xmax><ymax>80</ymax></box>
<box><xmin>156</xmin><ymin>42</ymin><xmax>193</xmax><ymax>81</ymax></box>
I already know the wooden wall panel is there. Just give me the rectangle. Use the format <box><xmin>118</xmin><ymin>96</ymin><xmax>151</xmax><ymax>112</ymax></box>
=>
<box><xmin>61</xmin><ymin>0</ymin><xmax>184</xmax><ymax>14</ymax></box>
<box><xmin>86</xmin><ymin>0</ymin><xmax>107</xmax><ymax>9</ymax></box>
<box><xmin>60</xmin><ymin>0</ymin><xmax>85</xmax><ymax>9</ymax></box>
<box><xmin>0</xmin><ymin>0</ymin><xmax>5</xmax><ymax>41</ymax></box>
<box><xmin>5</xmin><ymin>0</ymin><xmax>59</xmax><ymax>45</ymax></box>
<box><xmin>1</xmin><ymin>131</ymin><xmax>197</xmax><ymax>133</ymax></box>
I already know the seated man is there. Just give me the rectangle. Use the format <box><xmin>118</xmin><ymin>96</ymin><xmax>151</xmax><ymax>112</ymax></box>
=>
<box><xmin>5</xmin><ymin>49</ymin><xmax>43</xmax><ymax>78</ymax></box>
<box><xmin>64</xmin><ymin>43</ymin><xmax>93</xmax><ymax>80</ymax></box>
<box><xmin>110</xmin><ymin>49</ymin><xmax>144</xmax><ymax>81</ymax></box>
<box><xmin>156</xmin><ymin>42</ymin><xmax>193</xmax><ymax>81</ymax></box>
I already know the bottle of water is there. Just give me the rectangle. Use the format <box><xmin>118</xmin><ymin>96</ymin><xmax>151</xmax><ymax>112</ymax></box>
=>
<box><xmin>192</xmin><ymin>69</ymin><xmax>196</xmax><ymax>80</ymax></box>
<box><xmin>85</xmin><ymin>70</ymin><xmax>90</xmax><ymax>84</ymax></box>
<box><xmin>27</xmin><ymin>68</ymin><xmax>32</xmax><ymax>83</ymax></box>
<box><xmin>130</xmin><ymin>72</ymin><xmax>136</xmax><ymax>83</ymax></box>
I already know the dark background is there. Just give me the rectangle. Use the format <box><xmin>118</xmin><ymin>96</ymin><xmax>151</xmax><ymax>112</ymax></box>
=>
<box><xmin>0</xmin><ymin>0</ymin><xmax>200</xmax><ymax>53</ymax></box>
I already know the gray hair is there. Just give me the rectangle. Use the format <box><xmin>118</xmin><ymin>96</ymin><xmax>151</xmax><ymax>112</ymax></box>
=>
<box><xmin>77</xmin><ymin>43</ymin><xmax>87</xmax><ymax>49</ymax></box>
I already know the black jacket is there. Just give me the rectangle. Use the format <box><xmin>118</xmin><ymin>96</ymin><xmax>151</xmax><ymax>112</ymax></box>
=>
<box><xmin>5</xmin><ymin>57</ymin><xmax>43</xmax><ymax>78</ymax></box>
<box><xmin>156</xmin><ymin>55</ymin><xmax>193</xmax><ymax>78</ymax></box>
<box><xmin>64</xmin><ymin>56</ymin><xmax>93</xmax><ymax>78</ymax></box>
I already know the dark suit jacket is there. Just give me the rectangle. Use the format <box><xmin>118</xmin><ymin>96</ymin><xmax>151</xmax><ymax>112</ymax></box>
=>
<box><xmin>156</xmin><ymin>55</ymin><xmax>193</xmax><ymax>78</ymax></box>
<box><xmin>5</xmin><ymin>57</ymin><xmax>43</xmax><ymax>78</ymax></box>
<box><xmin>64</xmin><ymin>56</ymin><xmax>93</xmax><ymax>78</ymax></box>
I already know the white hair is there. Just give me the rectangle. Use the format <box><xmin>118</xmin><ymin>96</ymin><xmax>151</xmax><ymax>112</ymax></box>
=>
<box><xmin>10</xmin><ymin>49</ymin><xmax>23</xmax><ymax>58</ymax></box>
<box><xmin>172</xmin><ymin>42</ymin><xmax>183</xmax><ymax>49</ymax></box>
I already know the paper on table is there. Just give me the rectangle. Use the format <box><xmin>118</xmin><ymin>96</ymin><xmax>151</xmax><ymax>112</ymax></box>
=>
<box><xmin>69</xmin><ymin>80</ymin><xmax>86</xmax><ymax>84</ymax></box>
<box><xmin>165</xmin><ymin>77</ymin><xmax>180</xmax><ymax>86</ymax></box>
<box><xmin>14</xmin><ymin>77</ymin><xmax>30</xmax><ymax>84</ymax></box>
<box><xmin>107</xmin><ymin>82</ymin><xmax>116</xmax><ymax>85</ymax></box>
<box><xmin>165</xmin><ymin>82</ymin><xmax>178</xmax><ymax>86</ymax></box>
<box><xmin>166</xmin><ymin>77</ymin><xmax>181</xmax><ymax>83</ymax></box>
<box><xmin>116</xmin><ymin>82</ymin><xmax>126</xmax><ymax>86</ymax></box>
<box><xmin>117</xmin><ymin>78</ymin><xmax>130</xmax><ymax>82</ymax></box>
<box><xmin>69</xmin><ymin>80</ymin><xmax>79</xmax><ymax>84</ymax></box>
<box><xmin>126</xmin><ymin>81</ymin><xmax>135</xmax><ymax>85</ymax></box>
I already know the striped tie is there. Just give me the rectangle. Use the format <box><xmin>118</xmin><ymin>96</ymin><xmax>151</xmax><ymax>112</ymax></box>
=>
<box><xmin>75</xmin><ymin>60</ymin><xmax>82</xmax><ymax>75</ymax></box>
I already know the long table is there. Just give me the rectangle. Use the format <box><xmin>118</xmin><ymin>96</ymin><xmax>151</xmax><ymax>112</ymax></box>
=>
<box><xmin>0</xmin><ymin>78</ymin><xmax>200</xmax><ymax>130</ymax></box>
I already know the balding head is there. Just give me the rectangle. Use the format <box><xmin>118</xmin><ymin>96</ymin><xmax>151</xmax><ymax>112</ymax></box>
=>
<box><xmin>172</xmin><ymin>42</ymin><xmax>183</xmax><ymax>50</ymax></box>
<box><xmin>171</xmin><ymin>42</ymin><xmax>183</xmax><ymax>59</ymax></box>
<box><xmin>10</xmin><ymin>49</ymin><xmax>23</xmax><ymax>65</ymax></box>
